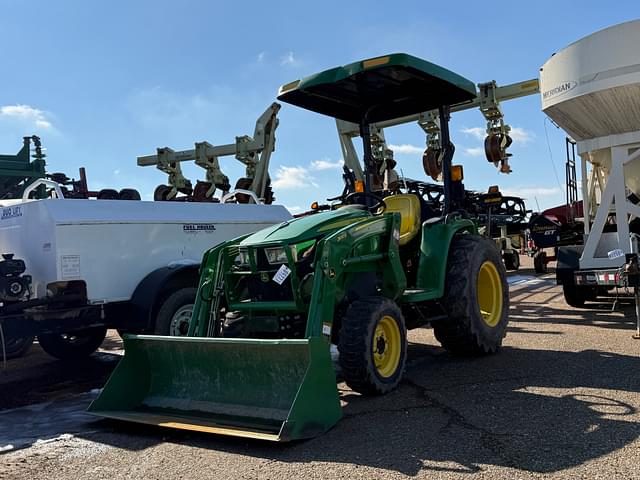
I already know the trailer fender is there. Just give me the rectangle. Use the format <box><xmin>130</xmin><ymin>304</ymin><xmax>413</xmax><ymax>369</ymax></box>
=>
<box><xmin>129</xmin><ymin>263</ymin><xmax>200</xmax><ymax>332</ymax></box>
<box><xmin>556</xmin><ymin>245</ymin><xmax>583</xmax><ymax>285</ymax></box>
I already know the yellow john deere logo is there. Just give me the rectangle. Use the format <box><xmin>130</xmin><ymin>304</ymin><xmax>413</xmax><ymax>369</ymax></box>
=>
<box><xmin>261</xmin><ymin>272</ymin><xmax>270</xmax><ymax>282</ymax></box>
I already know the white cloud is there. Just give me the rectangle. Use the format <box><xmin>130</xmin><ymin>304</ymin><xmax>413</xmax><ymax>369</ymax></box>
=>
<box><xmin>502</xmin><ymin>186</ymin><xmax>561</xmax><ymax>198</ymax></box>
<box><xmin>388</xmin><ymin>144</ymin><xmax>424</xmax><ymax>155</ymax></box>
<box><xmin>463</xmin><ymin>147</ymin><xmax>484</xmax><ymax>157</ymax></box>
<box><xmin>510</xmin><ymin>127</ymin><xmax>535</xmax><ymax>144</ymax></box>
<box><xmin>114</xmin><ymin>169</ymin><xmax>121</xmax><ymax>175</ymax></box>
<box><xmin>310</xmin><ymin>158</ymin><xmax>344</xmax><ymax>171</ymax></box>
<box><xmin>461</xmin><ymin>126</ymin><xmax>485</xmax><ymax>141</ymax></box>
<box><xmin>280</xmin><ymin>51</ymin><xmax>298</xmax><ymax>66</ymax></box>
<box><xmin>286</xmin><ymin>205</ymin><xmax>303</xmax><ymax>213</ymax></box>
<box><xmin>257</xmin><ymin>52</ymin><xmax>266</xmax><ymax>63</ymax></box>
<box><xmin>0</xmin><ymin>104</ymin><xmax>53</xmax><ymax>129</ymax></box>
<box><xmin>272</xmin><ymin>165</ymin><xmax>318</xmax><ymax>189</ymax></box>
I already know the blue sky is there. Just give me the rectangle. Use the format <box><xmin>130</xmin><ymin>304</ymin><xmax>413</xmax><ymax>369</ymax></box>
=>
<box><xmin>0</xmin><ymin>2</ymin><xmax>636</xmax><ymax>213</ymax></box>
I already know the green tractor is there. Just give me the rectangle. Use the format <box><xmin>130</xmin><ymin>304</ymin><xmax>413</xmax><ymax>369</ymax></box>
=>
<box><xmin>90</xmin><ymin>53</ymin><xmax>509</xmax><ymax>441</ymax></box>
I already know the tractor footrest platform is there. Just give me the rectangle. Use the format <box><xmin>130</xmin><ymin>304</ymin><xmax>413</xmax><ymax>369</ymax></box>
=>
<box><xmin>401</xmin><ymin>288</ymin><xmax>437</xmax><ymax>303</ymax></box>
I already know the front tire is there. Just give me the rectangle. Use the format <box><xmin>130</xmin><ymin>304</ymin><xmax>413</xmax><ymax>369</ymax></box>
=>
<box><xmin>2</xmin><ymin>335</ymin><xmax>34</xmax><ymax>359</ymax></box>
<box><xmin>338</xmin><ymin>297</ymin><xmax>407</xmax><ymax>395</ymax></box>
<box><xmin>154</xmin><ymin>287</ymin><xmax>197</xmax><ymax>336</ymax></box>
<box><xmin>38</xmin><ymin>327</ymin><xmax>107</xmax><ymax>360</ymax></box>
<box><xmin>434</xmin><ymin>235</ymin><xmax>509</xmax><ymax>355</ymax></box>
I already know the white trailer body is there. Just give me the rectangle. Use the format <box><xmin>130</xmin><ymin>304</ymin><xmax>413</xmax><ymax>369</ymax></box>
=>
<box><xmin>540</xmin><ymin>20</ymin><xmax>640</xmax><ymax>308</ymax></box>
<box><xmin>0</xmin><ymin>197</ymin><xmax>291</xmax><ymax>358</ymax></box>
<box><xmin>541</xmin><ymin>19</ymin><xmax>640</xmax><ymax>271</ymax></box>
<box><xmin>0</xmin><ymin>198</ymin><xmax>290</xmax><ymax>302</ymax></box>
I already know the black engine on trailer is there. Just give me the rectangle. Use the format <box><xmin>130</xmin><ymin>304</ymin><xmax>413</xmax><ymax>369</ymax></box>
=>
<box><xmin>0</xmin><ymin>254</ymin><xmax>31</xmax><ymax>302</ymax></box>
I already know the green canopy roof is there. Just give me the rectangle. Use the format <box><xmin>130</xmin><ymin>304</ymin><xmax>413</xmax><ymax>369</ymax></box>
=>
<box><xmin>277</xmin><ymin>53</ymin><xmax>477</xmax><ymax>123</ymax></box>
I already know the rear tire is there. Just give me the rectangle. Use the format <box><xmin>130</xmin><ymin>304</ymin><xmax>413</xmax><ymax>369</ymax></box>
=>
<box><xmin>338</xmin><ymin>297</ymin><xmax>407</xmax><ymax>395</ymax></box>
<box><xmin>154</xmin><ymin>287</ymin><xmax>197</xmax><ymax>336</ymax></box>
<box><xmin>38</xmin><ymin>327</ymin><xmax>107</xmax><ymax>360</ymax></box>
<box><xmin>533</xmin><ymin>251</ymin><xmax>547</xmax><ymax>273</ymax></box>
<box><xmin>434</xmin><ymin>235</ymin><xmax>509</xmax><ymax>355</ymax></box>
<box><xmin>562</xmin><ymin>284</ymin><xmax>596</xmax><ymax>308</ymax></box>
<box><xmin>2</xmin><ymin>335</ymin><xmax>34</xmax><ymax>359</ymax></box>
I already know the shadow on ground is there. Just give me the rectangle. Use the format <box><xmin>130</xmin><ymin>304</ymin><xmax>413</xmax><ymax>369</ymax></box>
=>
<box><xmin>64</xmin><ymin>343</ymin><xmax>640</xmax><ymax>476</ymax></box>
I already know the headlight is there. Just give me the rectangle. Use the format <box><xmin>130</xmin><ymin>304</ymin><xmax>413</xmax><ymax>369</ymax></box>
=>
<box><xmin>236</xmin><ymin>247</ymin><xmax>252</xmax><ymax>266</ymax></box>
<box><xmin>265</xmin><ymin>246</ymin><xmax>288</xmax><ymax>264</ymax></box>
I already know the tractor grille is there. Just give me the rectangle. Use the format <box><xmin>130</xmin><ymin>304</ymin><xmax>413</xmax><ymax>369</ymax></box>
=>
<box><xmin>237</xmin><ymin>273</ymin><xmax>295</xmax><ymax>302</ymax></box>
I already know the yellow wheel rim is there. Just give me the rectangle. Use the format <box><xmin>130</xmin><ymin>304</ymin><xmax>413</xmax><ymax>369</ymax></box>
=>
<box><xmin>373</xmin><ymin>315</ymin><xmax>401</xmax><ymax>378</ymax></box>
<box><xmin>477</xmin><ymin>261</ymin><xmax>503</xmax><ymax>327</ymax></box>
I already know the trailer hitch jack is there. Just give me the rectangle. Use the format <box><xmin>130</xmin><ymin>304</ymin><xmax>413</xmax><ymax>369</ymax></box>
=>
<box><xmin>623</xmin><ymin>254</ymin><xmax>640</xmax><ymax>339</ymax></box>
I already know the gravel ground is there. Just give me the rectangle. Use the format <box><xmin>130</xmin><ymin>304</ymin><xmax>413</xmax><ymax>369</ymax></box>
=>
<box><xmin>2</xmin><ymin>257</ymin><xmax>640</xmax><ymax>479</ymax></box>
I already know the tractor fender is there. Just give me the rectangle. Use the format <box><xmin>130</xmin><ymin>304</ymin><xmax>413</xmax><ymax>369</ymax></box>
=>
<box><xmin>415</xmin><ymin>218</ymin><xmax>477</xmax><ymax>296</ymax></box>
<box><xmin>129</xmin><ymin>262</ymin><xmax>201</xmax><ymax>332</ymax></box>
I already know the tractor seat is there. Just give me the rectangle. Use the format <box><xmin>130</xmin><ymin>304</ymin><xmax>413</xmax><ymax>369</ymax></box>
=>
<box><xmin>384</xmin><ymin>194</ymin><xmax>421</xmax><ymax>246</ymax></box>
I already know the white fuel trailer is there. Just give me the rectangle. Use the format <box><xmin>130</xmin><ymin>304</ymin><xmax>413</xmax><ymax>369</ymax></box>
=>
<box><xmin>0</xmin><ymin>190</ymin><xmax>290</xmax><ymax>360</ymax></box>
<box><xmin>0</xmin><ymin>103</ymin><xmax>292</xmax><ymax>359</ymax></box>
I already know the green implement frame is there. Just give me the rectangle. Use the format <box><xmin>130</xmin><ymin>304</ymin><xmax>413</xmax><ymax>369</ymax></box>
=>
<box><xmin>0</xmin><ymin>136</ymin><xmax>47</xmax><ymax>199</ymax></box>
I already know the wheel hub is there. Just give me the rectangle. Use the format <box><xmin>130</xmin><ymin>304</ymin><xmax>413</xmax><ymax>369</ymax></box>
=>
<box><xmin>477</xmin><ymin>261</ymin><xmax>503</xmax><ymax>327</ymax></box>
<box><xmin>372</xmin><ymin>315</ymin><xmax>401</xmax><ymax>378</ymax></box>
<box><xmin>169</xmin><ymin>305</ymin><xmax>194</xmax><ymax>336</ymax></box>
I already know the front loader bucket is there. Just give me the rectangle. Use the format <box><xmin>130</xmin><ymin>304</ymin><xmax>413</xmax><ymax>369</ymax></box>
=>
<box><xmin>88</xmin><ymin>335</ymin><xmax>342</xmax><ymax>442</ymax></box>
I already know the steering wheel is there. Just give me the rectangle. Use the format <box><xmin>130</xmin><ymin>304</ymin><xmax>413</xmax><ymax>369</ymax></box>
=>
<box><xmin>344</xmin><ymin>191</ymin><xmax>386</xmax><ymax>214</ymax></box>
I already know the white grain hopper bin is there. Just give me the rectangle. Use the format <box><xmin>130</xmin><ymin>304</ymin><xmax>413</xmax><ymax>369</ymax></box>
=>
<box><xmin>540</xmin><ymin>19</ymin><xmax>640</xmax><ymax>270</ymax></box>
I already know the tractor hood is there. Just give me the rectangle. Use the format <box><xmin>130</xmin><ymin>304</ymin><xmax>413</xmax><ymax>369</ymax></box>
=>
<box><xmin>239</xmin><ymin>207</ymin><xmax>369</xmax><ymax>246</ymax></box>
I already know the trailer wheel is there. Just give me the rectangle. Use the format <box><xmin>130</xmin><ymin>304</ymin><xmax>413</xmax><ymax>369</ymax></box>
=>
<box><xmin>154</xmin><ymin>287</ymin><xmax>197</xmax><ymax>336</ymax></box>
<box><xmin>96</xmin><ymin>189</ymin><xmax>119</xmax><ymax>200</ymax></box>
<box><xmin>338</xmin><ymin>297</ymin><xmax>407</xmax><ymax>395</ymax></box>
<box><xmin>154</xmin><ymin>185</ymin><xmax>172</xmax><ymax>201</ymax></box>
<box><xmin>562</xmin><ymin>284</ymin><xmax>597</xmax><ymax>308</ymax></box>
<box><xmin>503</xmin><ymin>251</ymin><xmax>520</xmax><ymax>271</ymax></box>
<box><xmin>534</xmin><ymin>251</ymin><xmax>547</xmax><ymax>273</ymax></box>
<box><xmin>118</xmin><ymin>188</ymin><xmax>141</xmax><ymax>201</ymax></box>
<box><xmin>37</xmin><ymin>327</ymin><xmax>107</xmax><ymax>361</ymax></box>
<box><xmin>2</xmin><ymin>335</ymin><xmax>34</xmax><ymax>359</ymax></box>
<box><xmin>434</xmin><ymin>235</ymin><xmax>509</xmax><ymax>355</ymax></box>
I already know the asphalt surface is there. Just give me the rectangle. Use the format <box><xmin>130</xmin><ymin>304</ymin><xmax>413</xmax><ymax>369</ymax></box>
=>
<box><xmin>2</xmin><ymin>257</ymin><xmax>640</xmax><ymax>479</ymax></box>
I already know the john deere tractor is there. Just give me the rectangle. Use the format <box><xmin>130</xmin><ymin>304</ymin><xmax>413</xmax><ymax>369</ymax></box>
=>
<box><xmin>90</xmin><ymin>53</ymin><xmax>509</xmax><ymax>441</ymax></box>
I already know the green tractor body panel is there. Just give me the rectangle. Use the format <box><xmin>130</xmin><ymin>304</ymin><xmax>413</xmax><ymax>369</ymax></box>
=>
<box><xmin>91</xmin><ymin>52</ymin><xmax>503</xmax><ymax>442</ymax></box>
<box><xmin>403</xmin><ymin>218</ymin><xmax>478</xmax><ymax>303</ymax></box>
<box><xmin>239</xmin><ymin>207</ymin><xmax>368</xmax><ymax>244</ymax></box>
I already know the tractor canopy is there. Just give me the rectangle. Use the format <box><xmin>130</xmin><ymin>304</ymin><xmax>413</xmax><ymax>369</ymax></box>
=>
<box><xmin>277</xmin><ymin>53</ymin><xmax>477</xmax><ymax>123</ymax></box>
